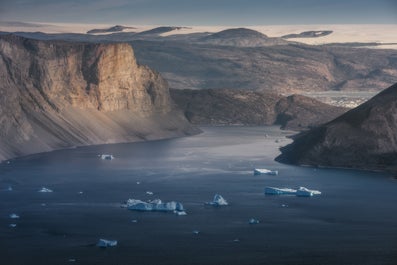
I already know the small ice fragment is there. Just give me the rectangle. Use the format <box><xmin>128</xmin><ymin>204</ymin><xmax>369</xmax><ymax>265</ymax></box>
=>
<box><xmin>296</xmin><ymin>187</ymin><xmax>322</xmax><ymax>197</ymax></box>
<box><xmin>38</xmin><ymin>187</ymin><xmax>53</xmax><ymax>193</ymax></box>
<box><xmin>174</xmin><ymin>210</ymin><xmax>187</xmax><ymax>216</ymax></box>
<box><xmin>6</xmin><ymin>186</ymin><xmax>13</xmax><ymax>191</ymax></box>
<box><xmin>6</xmin><ymin>161</ymin><xmax>10</xmax><ymax>164</ymax></box>
<box><xmin>192</xmin><ymin>230</ymin><xmax>200</xmax><ymax>235</ymax></box>
<box><xmin>136</xmin><ymin>181</ymin><xmax>141</xmax><ymax>185</ymax></box>
<box><xmin>248</xmin><ymin>218</ymin><xmax>260</xmax><ymax>224</ymax></box>
<box><xmin>233</xmin><ymin>238</ymin><xmax>240</xmax><ymax>242</ymax></box>
<box><xmin>205</xmin><ymin>194</ymin><xmax>228</xmax><ymax>206</ymax></box>
<box><xmin>68</xmin><ymin>259</ymin><xmax>76</xmax><ymax>262</ymax></box>
<box><xmin>100</xmin><ymin>154</ymin><xmax>114</xmax><ymax>160</ymax></box>
<box><xmin>254</xmin><ymin>168</ymin><xmax>278</xmax><ymax>176</ymax></box>
<box><xmin>41</xmin><ymin>203</ymin><xmax>47</xmax><ymax>207</ymax></box>
<box><xmin>9</xmin><ymin>213</ymin><xmax>20</xmax><ymax>219</ymax></box>
<box><xmin>146</xmin><ymin>191</ymin><xmax>154</xmax><ymax>195</ymax></box>
<box><xmin>78</xmin><ymin>191</ymin><xmax>84</xmax><ymax>194</ymax></box>
<box><xmin>9</xmin><ymin>224</ymin><xmax>17</xmax><ymax>228</ymax></box>
<box><xmin>97</xmin><ymin>239</ymin><xmax>118</xmax><ymax>248</ymax></box>
<box><xmin>281</xmin><ymin>204</ymin><xmax>288</xmax><ymax>208</ymax></box>
<box><xmin>131</xmin><ymin>219</ymin><xmax>138</xmax><ymax>223</ymax></box>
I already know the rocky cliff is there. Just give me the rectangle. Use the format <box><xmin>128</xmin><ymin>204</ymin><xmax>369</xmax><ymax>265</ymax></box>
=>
<box><xmin>276</xmin><ymin>83</ymin><xmax>397</xmax><ymax>171</ymax></box>
<box><xmin>0</xmin><ymin>35</ymin><xmax>198</xmax><ymax>161</ymax></box>
<box><xmin>170</xmin><ymin>89</ymin><xmax>346</xmax><ymax>130</ymax></box>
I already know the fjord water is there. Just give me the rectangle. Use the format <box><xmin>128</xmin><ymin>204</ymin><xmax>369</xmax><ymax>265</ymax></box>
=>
<box><xmin>1</xmin><ymin>126</ymin><xmax>396</xmax><ymax>265</ymax></box>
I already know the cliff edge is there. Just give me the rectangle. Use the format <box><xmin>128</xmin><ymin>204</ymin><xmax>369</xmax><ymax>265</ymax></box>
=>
<box><xmin>0</xmin><ymin>35</ymin><xmax>198</xmax><ymax>161</ymax></box>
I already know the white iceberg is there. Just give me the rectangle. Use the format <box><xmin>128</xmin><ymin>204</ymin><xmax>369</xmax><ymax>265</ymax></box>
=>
<box><xmin>248</xmin><ymin>218</ymin><xmax>260</xmax><ymax>224</ymax></box>
<box><xmin>100</xmin><ymin>154</ymin><xmax>114</xmax><ymax>160</ymax></box>
<box><xmin>296</xmin><ymin>187</ymin><xmax>322</xmax><ymax>197</ymax></box>
<box><xmin>97</xmin><ymin>238</ymin><xmax>117</xmax><ymax>247</ymax></box>
<box><xmin>264</xmin><ymin>187</ymin><xmax>297</xmax><ymax>195</ymax></box>
<box><xmin>9</xmin><ymin>213</ymin><xmax>20</xmax><ymax>219</ymax></box>
<box><xmin>125</xmin><ymin>199</ymin><xmax>185</xmax><ymax>213</ymax></box>
<box><xmin>38</xmin><ymin>187</ymin><xmax>53</xmax><ymax>193</ymax></box>
<box><xmin>146</xmin><ymin>191</ymin><xmax>154</xmax><ymax>195</ymax></box>
<box><xmin>205</xmin><ymin>194</ymin><xmax>228</xmax><ymax>206</ymax></box>
<box><xmin>264</xmin><ymin>186</ymin><xmax>321</xmax><ymax>197</ymax></box>
<box><xmin>174</xmin><ymin>210</ymin><xmax>187</xmax><ymax>216</ymax></box>
<box><xmin>254</xmin><ymin>168</ymin><xmax>278</xmax><ymax>176</ymax></box>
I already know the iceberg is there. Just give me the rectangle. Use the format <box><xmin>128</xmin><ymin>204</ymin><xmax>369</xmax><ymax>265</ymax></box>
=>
<box><xmin>9</xmin><ymin>213</ymin><xmax>20</xmax><ymax>219</ymax></box>
<box><xmin>248</xmin><ymin>218</ymin><xmax>260</xmax><ymax>224</ymax></box>
<box><xmin>125</xmin><ymin>199</ymin><xmax>185</xmax><ymax>213</ymax></box>
<box><xmin>100</xmin><ymin>154</ymin><xmax>114</xmax><ymax>160</ymax></box>
<box><xmin>264</xmin><ymin>186</ymin><xmax>321</xmax><ymax>197</ymax></box>
<box><xmin>205</xmin><ymin>194</ymin><xmax>228</xmax><ymax>206</ymax></box>
<box><xmin>264</xmin><ymin>187</ymin><xmax>297</xmax><ymax>195</ymax></box>
<box><xmin>97</xmin><ymin>239</ymin><xmax>118</xmax><ymax>248</ymax></box>
<box><xmin>38</xmin><ymin>187</ymin><xmax>53</xmax><ymax>193</ymax></box>
<box><xmin>296</xmin><ymin>187</ymin><xmax>322</xmax><ymax>197</ymax></box>
<box><xmin>254</xmin><ymin>168</ymin><xmax>278</xmax><ymax>176</ymax></box>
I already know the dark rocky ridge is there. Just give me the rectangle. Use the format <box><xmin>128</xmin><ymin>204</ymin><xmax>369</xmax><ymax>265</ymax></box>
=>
<box><xmin>276</xmin><ymin>82</ymin><xmax>397</xmax><ymax>171</ymax></box>
<box><xmin>171</xmin><ymin>89</ymin><xmax>346</xmax><ymax>130</ymax></box>
<box><xmin>0</xmin><ymin>35</ymin><xmax>198</xmax><ymax>161</ymax></box>
<box><xmin>282</xmin><ymin>30</ymin><xmax>333</xmax><ymax>39</ymax></box>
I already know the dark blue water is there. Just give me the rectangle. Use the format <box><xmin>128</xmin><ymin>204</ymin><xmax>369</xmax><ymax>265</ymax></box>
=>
<box><xmin>1</xmin><ymin>126</ymin><xmax>396</xmax><ymax>265</ymax></box>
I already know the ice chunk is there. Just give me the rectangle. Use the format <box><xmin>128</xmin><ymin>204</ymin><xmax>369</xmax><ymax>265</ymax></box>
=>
<box><xmin>254</xmin><ymin>168</ymin><xmax>278</xmax><ymax>176</ymax></box>
<box><xmin>248</xmin><ymin>218</ymin><xmax>260</xmax><ymax>224</ymax></box>
<box><xmin>205</xmin><ymin>194</ymin><xmax>228</xmax><ymax>206</ymax></box>
<box><xmin>146</xmin><ymin>191</ymin><xmax>154</xmax><ymax>195</ymax></box>
<box><xmin>5</xmin><ymin>186</ymin><xmax>13</xmax><ymax>191</ymax></box>
<box><xmin>9</xmin><ymin>224</ymin><xmax>17</xmax><ymax>228</ymax></box>
<box><xmin>100</xmin><ymin>154</ymin><xmax>114</xmax><ymax>160</ymax></box>
<box><xmin>296</xmin><ymin>187</ymin><xmax>322</xmax><ymax>197</ymax></box>
<box><xmin>125</xmin><ymin>198</ymin><xmax>185</xmax><ymax>213</ymax></box>
<box><xmin>131</xmin><ymin>219</ymin><xmax>138</xmax><ymax>223</ymax></box>
<box><xmin>192</xmin><ymin>230</ymin><xmax>200</xmax><ymax>235</ymax></box>
<box><xmin>38</xmin><ymin>187</ymin><xmax>53</xmax><ymax>193</ymax></box>
<box><xmin>9</xmin><ymin>213</ymin><xmax>20</xmax><ymax>219</ymax></box>
<box><xmin>97</xmin><ymin>238</ymin><xmax>117</xmax><ymax>248</ymax></box>
<box><xmin>174</xmin><ymin>210</ymin><xmax>187</xmax><ymax>216</ymax></box>
<box><xmin>264</xmin><ymin>187</ymin><xmax>297</xmax><ymax>195</ymax></box>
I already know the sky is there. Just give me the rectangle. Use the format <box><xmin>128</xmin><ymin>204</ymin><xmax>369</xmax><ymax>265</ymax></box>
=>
<box><xmin>0</xmin><ymin>0</ymin><xmax>396</xmax><ymax>26</ymax></box>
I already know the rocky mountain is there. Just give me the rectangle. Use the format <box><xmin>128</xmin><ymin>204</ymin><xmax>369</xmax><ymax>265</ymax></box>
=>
<box><xmin>171</xmin><ymin>89</ymin><xmax>346</xmax><ymax>130</ymax></box>
<box><xmin>0</xmin><ymin>34</ymin><xmax>198</xmax><ymax>161</ymax></box>
<box><xmin>282</xmin><ymin>30</ymin><xmax>333</xmax><ymax>39</ymax></box>
<box><xmin>276</xmin><ymin>83</ymin><xmax>397</xmax><ymax>171</ymax></box>
<box><xmin>198</xmin><ymin>28</ymin><xmax>289</xmax><ymax>47</ymax></box>
<box><xmin>87</xmin><ymin>25</ymin><xmax>136</xmax><ymax>34</ymax></box>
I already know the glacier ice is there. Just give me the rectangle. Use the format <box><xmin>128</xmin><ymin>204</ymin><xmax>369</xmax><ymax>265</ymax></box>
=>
<box><xmin>125</xmin><ymin>198</ymin><xmax>185</xmax><ymax>214</ymax></box>
<box><xmin>205</xmin><ymin>194</ymin><xmax>228</xmax><ymax>206</ymax></box>
<box><xmin>254</xmin><ymin>168</ymin><xmax>278</xmax><ymax>176</ymax></box>
<box><xmin>38</xmin><ymin>187</ymin><xmax>53</xmax><ymax>193</ymax></box>
<box><xmin>265</xmin><ymin>186</ymin><xmax>321</xmax><ymax>197</ymax></box>
<box><xmin>296</xmin><ymin>187</ymin><xmax>322</xmax><ymax>197</ymax></box>
<box><xmin>100</xmin><ymin>154</ymin><xmax>114</xmax><ymax>160</ymax></box>
<box><xmin>97</xmin><ymin>238</ymin><xmax>117</xmax><ymax>247</ymax></box>
<box><xmin>264</xmin><ymin>187</ymin><xmax>297</xmax><ymax>195</ymax></box>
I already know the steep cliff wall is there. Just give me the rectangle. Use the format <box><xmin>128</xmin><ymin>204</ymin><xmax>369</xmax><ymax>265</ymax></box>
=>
<box><xmin>0</xmin><ymin>35</ymin><xmax>198</xmax><ymax>161</ymax></box>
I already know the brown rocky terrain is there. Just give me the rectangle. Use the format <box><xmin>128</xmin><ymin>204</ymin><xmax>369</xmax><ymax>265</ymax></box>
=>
<box><xmin>276</xmin><ymin>82</ymin><xmax>397</xmax><ymax>171</ymax></box>
<box><xmin>170</xmin><ymin>88</ymin><xmax>346</xmax><ymax>130</ymax></box>
<box><xmin>0</xmin><ymin>35</ymin><xmax>198</xmax><ymax>161</ymax></box>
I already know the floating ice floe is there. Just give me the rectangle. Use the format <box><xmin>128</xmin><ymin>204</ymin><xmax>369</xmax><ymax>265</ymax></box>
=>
<box><xmin>100</xmin><ymin>154</ymin><xmax>114</xmax><ymax>160</ymax></box>
<box><xmin>124</xmin><ymin>198</ymin><xmax>186</xmax><ymax>215</ymax></box>
<box><xmin>38</xmin><ymin>187</ymin><xmax>53</xmax><ymax>193</ymax></box>
<box><xmin>146</xmin><ymin>191</ymin><xmax>154</xmax><ymax>195</ymax></box>
<box><xmin>192</xmin><ymin>230</ymin><xmax>200</xmax><ymax>235</ymax></box>
<box><xmin>9</xmin><ymin>213</ymin><xmax>20</xmax><ymax>219</ymax></box>
<box><xmin>265</xmin><ymin>186</ymin><xmax>321</xmax><ymax>197</ymax></box>
<box><xmin>97</xmin><ymin>238</ymin><xmax>118</xmax><ymax>248</ymax></box>
<box><xmin>205</xmin><ymin>194</ymin><xmax>228</xmax><ymax>206</ymax></box>
<box><xmin>9</xmin><ymin>224</ymin><xmax>17</xmax><ymax>228</ymax></box>
<box><xmin>296</xmin><ymin>187</ymin><xmax>322</xmax><ymax>197</ymax></box>
<box><xmin>264</xmin><ymin>187</ymin><xmax>297</xmax><ymax>195</ymax></box>
<box><xmin>248</xmin><ymin>218</ymin><xmax>260</xmax><ymax>224</ymax></box>
<box><xmin>254</xmin><ymin>168</ymin><xmax>278</xmax><ymax>176</ymax></box>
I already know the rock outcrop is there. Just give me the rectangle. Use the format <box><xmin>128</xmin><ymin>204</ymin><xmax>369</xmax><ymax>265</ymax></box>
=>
<box><xmin>170</xmin><ymin>88</ymin><xmax>346</xmax><ymax>130</ymax></box>
<box><xmin>276</xmin><ymin>83</ymin><xmax>397</xmax><ymax>171</ymax></box>
<box><xmin>0</xmin><ymin>35</ymin><xmax>198</xmax><ymax>161</ymax></box>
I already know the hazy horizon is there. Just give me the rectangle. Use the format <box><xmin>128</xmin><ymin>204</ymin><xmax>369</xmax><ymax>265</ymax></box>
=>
<box><xmin>1</xmin><ymin>0</ymin><xmax>396</xmax><ymax>26</ymax></box>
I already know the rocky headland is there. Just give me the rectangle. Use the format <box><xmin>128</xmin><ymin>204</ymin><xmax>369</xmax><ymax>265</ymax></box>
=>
<box><xmin>0</xmin><ymin>35</ymin><xmax>198</xmax><ymax>161</ymax></box>
<box><xmin>276</xmin><ymin>83</ymin><xmax>397</xmax><ymax>171</ymax></box>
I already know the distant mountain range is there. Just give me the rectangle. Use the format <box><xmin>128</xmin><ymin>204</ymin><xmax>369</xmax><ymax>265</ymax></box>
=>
<box><xmin>282</xmin><ymin>30</ymin><xmax>333</xmax><ymax>39</ymax></box>
<box><xmin>87</xmin><ymin>25</ymin><xmax>136</xmax><ymax>34</ymax></box>
<box><xmin>276</xmin><ymin>82</ymin><xmax>397</xmax><ymax>172</ymax></box>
